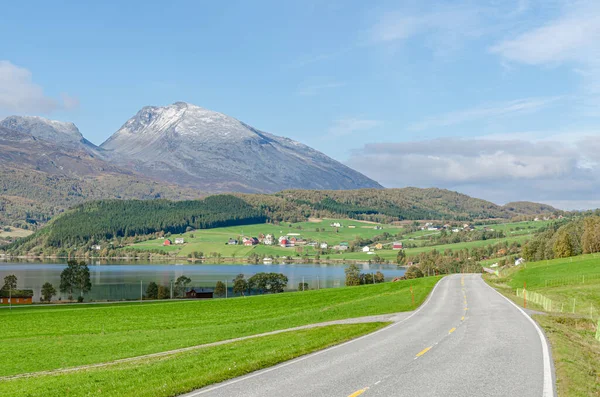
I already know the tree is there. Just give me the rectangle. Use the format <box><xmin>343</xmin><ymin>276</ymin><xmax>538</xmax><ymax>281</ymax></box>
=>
<box><xmin>60</xmin><ymin>260</ymin><xmax>91</xmax><ymax>299</ymax></box>
<box><xmin>214</xmin><ymin>281</ymin><xmax>226</xmax><ymax>297</ymax></box>
<box><xmin>2</xmin><ymin>274</ymin><xmax>17</xmax><ymax>291</ymax></box>
<box><xmin>404</xmin><ymin>266</ymin><xmax>424</xmax><ymax>279</ymax></box>
<box><xmin>345</xmin><ymin>264</ymin><xmax>361</xmax><ymax>286</ymax></box>
<box><xmin>396</xmin><ymin>250</ymin><xmax>407</xmax><ymax>266</ymax></box>
<box><xmin>158</xmin><ymin>285</ymin><xmax>170</xmax><ymax>299</ymax></box>
<box><xmin>248</xmin><ymin>273</ymin><xmax>288</xmax><ymax>294</ymax></box>
<box><xmin>174</xmin><ymin>275</ymin><xmax>191</xmax><ymax>297</ymax></box>
<box><xmin>41</xmin><ymin>282</ymin><xmax>56</xmax><ymax>303</ymax></box>
<box><xmin>233</xmin><ymin>274</ymin><xmax>248</xmax><ymax>296</ymax></box>
<box><xmin>298</xmin><ymin>282</ymin><xmax>309</xmax><ymax>291</ymax></box>
<box><xmin>146</xmin><ymin>282</ymin><xmax>159</xmax><ymax>300</ymax></box>
<box><xmin>374</xmin><ymin>271</ymin><xmax>385</xmax><ymax>283</ymax></box>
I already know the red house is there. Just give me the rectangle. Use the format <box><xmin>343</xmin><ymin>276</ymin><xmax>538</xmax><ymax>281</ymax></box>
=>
<box><xmin>392</xmin><ymin>242</ymin><xmax>403</xmax><ymax>250</ymax></box>
<box><xmin>0</xmin><ymin>289</ymin><xmax>34</xmax><ymax>305</ymax></box>
<box><xmin>163</xmin><ymin>239</ymin><xmax>172</xmax><ymax>246</ymax></box>
<box><xmin>185</xmin><ymin>289</ymin><xmax>213</xmax><ymax>299</ymax></box>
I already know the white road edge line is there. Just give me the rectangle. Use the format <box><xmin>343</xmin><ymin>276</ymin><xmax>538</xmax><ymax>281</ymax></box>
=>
<box><xmin>485</xmin><ymin>277</ymin><xmax>555</xmax><ymax>397</ymax></box>
<box><xmin>183</xmin><ymin>276</ymin><xmax>449</xmax><ymax>396</ymax></box>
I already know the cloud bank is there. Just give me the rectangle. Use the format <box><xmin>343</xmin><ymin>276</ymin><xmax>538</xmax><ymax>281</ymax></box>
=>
<box><xmin>346</xmin><ymin>135</ymin><xmax>600</xmax><ymax>209</ymax></box>
<box><xmin>0</xmin><ymin>61</ymin><xmax>78</xmax><ymax>114</ymax></box>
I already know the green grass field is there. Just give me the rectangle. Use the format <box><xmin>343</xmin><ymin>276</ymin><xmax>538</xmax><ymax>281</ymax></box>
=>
<box><xmin>486</xmin><ymin>253</ymin><xmax>600</xmax><ymax>396</ymax></box>
<box><xmin>130</xmin><ymin>218</ymin><xmax>402</xmax><ymax>256</ymax></box>
<box><xmin>0</xmin><ymin>277</ymin><xmax>440</xmax><ymax>377</ymax></box>
<box><xmin>0</xmin><ymin>323</ymin><xmax>386</xmax><ymax>397</ymax></box>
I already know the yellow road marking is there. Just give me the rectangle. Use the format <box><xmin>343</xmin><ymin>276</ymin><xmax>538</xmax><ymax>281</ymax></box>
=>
<box><xmin>464</xmin><ymin>307</ymin><xmax>469</xmax><ymax>310</ymax></box>
<box><xmin>348</xmin><ymin>388</ymin><xmax>369</xmax><ymax>397</ymax></box>
<box><xmin>416</xmin><ymin>346</ymin><xmax>432</xmax><ymax>357</ymax></box>
<box><xmin>461</xmin><ymin>316</ymin><xmax>465</xmax><ymax>321</ymax></box>
<box><xmin>449</xmin><ymin>327</ymin><xmax>456</xmax><ymax>334</ymax></box>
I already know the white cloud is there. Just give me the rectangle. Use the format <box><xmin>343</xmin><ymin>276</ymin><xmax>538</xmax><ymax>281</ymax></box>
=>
<box><xmin>369</xmin><ymin>5</ymin><xmax>486</xmax><ymax>54</ymax></box>
<box><xmin>0</xmin><ymin>61</ymin><xmax>78</xmax><ymax>114</ymax></box>
<box><xmin>490</xmin><ymin>5</ymin><xmax>600</xmax><ymax>64</ymax></box>
<box><xmin>328</xmin><ymin>118</ymin><xmax>382</xmax><ymax>137</ymax></box>
<box><xmin>409</xmin><ymin>97</ymin><xmax>561</xmax><ymax>130</ymax></box>
<box><xmin>346</xmin><ymin>134</ymin><xmax>600</xmax><ymax>206</ymax></box>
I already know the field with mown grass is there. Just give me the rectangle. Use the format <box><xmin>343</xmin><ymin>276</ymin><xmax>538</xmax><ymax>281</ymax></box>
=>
<box><xmin>129</xmin><ymin>218</ymin><xmax>401</xmax><ymax>256</ymax></box>
<box><xmin>486</xmin><ymin>254</ymin><xmax>600</xmax><ymax>396</ymax></box>
<box><xmin>0</xmin><ymin>276</ymin><xmax>440</xmax><ymax>378</ymax></box>
<box><xmin>0</xmin><ymin>323</ymin><xmax>387</xmax><ymax>397</ymax></box>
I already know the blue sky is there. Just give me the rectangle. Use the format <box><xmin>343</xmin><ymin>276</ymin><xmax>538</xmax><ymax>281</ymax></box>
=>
<box><xmin>1</xmin><ymin>0</ymin><xmax>600</xmax><ymax>208</ymax></box>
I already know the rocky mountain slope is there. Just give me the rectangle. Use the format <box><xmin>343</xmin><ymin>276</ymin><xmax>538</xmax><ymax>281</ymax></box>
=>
<box><xmin>0</xmin><ymin>123</ymin><xmax>199</xmax><ymax>227</ymax></box>
<box><xmin>100</xmin><ymin>102</ymin><xmax>382</xmax><ymax>192</ymax></box>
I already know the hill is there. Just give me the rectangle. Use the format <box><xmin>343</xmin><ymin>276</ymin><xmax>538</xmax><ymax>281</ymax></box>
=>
<box><xmin>4</xmin><ymin>187</ymin><xmax>559</xmax><ymax>254</ymax></box>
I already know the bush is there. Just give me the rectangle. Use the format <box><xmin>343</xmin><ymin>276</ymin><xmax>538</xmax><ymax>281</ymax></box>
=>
<box><xmin>158</xmin><ymin>285</ymin><xmax>170</xmax><ymax>299</ymax></box>
<box><xmin>77</xmin><ymin>296</ymin><xmax>84</xmax><ymax>303</ymax></box>
<box><xmin>404</xmin><ymin>266</ymin><xmax>424</xmax><ymax>279</ymax></box>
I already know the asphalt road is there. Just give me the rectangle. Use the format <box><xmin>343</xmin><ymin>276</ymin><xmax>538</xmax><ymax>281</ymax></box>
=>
<box><xmin>182</xmin><ymin>274</ymin><xmax>554</xmax><ymax>397</ymax></box>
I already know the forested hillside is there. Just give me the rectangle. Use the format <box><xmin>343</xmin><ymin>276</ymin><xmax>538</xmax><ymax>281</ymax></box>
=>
<box><xmin>7</xmin><ymin>195</ymin><xmax>265</xmax><ymax>252</ymax></box>
<box><xmin>522</xmin><ymin>212</ymin><xmax>600</xmax><ymax>261</ymax></box>
<box><xmin>237</xmin><ymin>188</ymin><xmax>559</xmax><ymax>223</ymax></box>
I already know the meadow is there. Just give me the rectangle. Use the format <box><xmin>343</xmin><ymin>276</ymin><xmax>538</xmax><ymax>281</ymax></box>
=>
<box><xmin>486</xmin><ymin>254</ymin><xmax>600</xmax><ymax>396</ymax></box>
<box><xmin>0</xmin><ymin>323</ymin><xmax>385</xmax><ymax>397</ymax></box>
<box><xmin>129</xmin><ymin>218</ymin><xmax>541</xmax><ymax>262</ymax></box>
<box><xmin>0</xmin><ymin>276</ymin><xmax>439</xmax><ymax>377</ymax></box>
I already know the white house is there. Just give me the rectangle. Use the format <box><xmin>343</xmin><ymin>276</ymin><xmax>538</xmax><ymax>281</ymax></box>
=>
<box><xmin>91</xmin><ymin>245</ymin><xmax>101</xmax><ymax>250</ymax></box>
<box><xmin>362</xmin><ymin>246</ymin><xmax>371</xmax><ymax>253</ymax></box>
<box><xmin>320</xmin><ymin>242</ymin><xmax>329</xmax><ymax>249</ymax></box>
<box><xmin>264</xmin><ymin>234</ymin><xmax>274</xmax><ymax>245</ymax></box>
<box><xmin>330</xmin><ymin>222</ymin><xmax>342</xmax><ymax>228</ymax></box>
<box><xmin>175</xmin><ymin>238</ymin><xmax>185</xmax><ymax>245</ymax></box>
<box><xmin>515</xmin><ymin>258</ymin><xmax>525</xmax><ymax>266</ymax></box>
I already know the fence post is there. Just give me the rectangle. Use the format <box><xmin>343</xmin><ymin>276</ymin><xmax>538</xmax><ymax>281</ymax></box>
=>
<box><xmin>140</xmin><ymin>280</ymin><xmax>143</xmax><ymax>302</ymax></box>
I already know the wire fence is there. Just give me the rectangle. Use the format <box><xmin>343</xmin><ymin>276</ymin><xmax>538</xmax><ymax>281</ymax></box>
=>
<box><xmin>543</xmin><ymin>273</ymin><xmax>600</xmax><ymax>287</ymax></box>
<box><xmin>515</xmin><ymin>288</ymin><xmax>597</xmax><ymax>321</ymax></box>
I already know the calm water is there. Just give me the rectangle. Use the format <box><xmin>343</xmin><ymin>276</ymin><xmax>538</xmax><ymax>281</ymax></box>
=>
<box><xmin>0</xmin><ymin>261</ymin><xmax>405</xmax><ymax>302</ymax></box>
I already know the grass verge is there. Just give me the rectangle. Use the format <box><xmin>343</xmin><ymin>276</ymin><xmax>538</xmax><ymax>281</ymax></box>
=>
<box><xmin>0</xmin><ymin>323</ymin><xmax>387</xmax><ymax>397</ymax></box>
<box><xmin>535</xmin><ymin>315</ymin><xmax>600</xmax><ymax>396</ymax></box>
<box><xmin>0</xmin><ymin>277</ymin><xmax>440</xmax><ymax>376</ymax></box>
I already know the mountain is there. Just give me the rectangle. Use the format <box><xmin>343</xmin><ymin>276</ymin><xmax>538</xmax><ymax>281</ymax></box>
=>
<box><xmin>100</xmin><ymin>102</ymin><xmax>382</xmax><ymax>192</ymax></box>
<box><xmin>0</xmin><ymin>116</ymin><xmax>99</xmax><ymax>153</ymax></box>
<box><xmin>0</xmin><ymin>121</ymin><xmax>199</xmax><ymax>227</ymax></box>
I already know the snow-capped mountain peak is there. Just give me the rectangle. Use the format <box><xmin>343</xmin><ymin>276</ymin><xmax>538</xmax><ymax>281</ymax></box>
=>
<box><xmin>0</xmin><ymin>115</ymin><xmax>85</xmax><ymax>145</ymax></box>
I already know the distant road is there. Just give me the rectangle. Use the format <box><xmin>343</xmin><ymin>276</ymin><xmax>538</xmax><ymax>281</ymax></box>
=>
<box><xmin>182</xmin><ymin>274</ymin><xmax>554</xmax><ymax>397</ymax></box>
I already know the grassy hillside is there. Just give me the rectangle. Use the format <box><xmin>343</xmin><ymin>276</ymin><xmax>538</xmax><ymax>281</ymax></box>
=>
<box><xmin>0</xmin><ymin>277</ymin><xmax>439</xmax><ymax>377</ymax></box>
<box><xmin>486</xmin><ymin>255</ymin><xmax>600</xmax><ymax>396</ymax></box>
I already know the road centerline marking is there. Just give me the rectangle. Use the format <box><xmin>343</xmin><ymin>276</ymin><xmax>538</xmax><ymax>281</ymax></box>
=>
<box><xmin>449</xmin><ymin>327</ymin><xmax>456</xmax><ymax>334</ymax></box>
<box><xmin>348</xmin><ymin>387</ymin><xmax>369</xmax><ymax>397</ymax></box>
<box><xmin>416</xmin><ymin>346</ymin><xmax>432</xmax><ymax>357</ymax></box>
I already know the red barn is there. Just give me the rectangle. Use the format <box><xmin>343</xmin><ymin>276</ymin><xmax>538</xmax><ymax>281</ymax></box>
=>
<box><xmin>163</xmin><ymin>239</ymin><xmax>172</xmax><ymax>246</ymax></box>
<box><xmin>392</xmin><ymin>242</ymin><xmax>403</xmax><ymax>250</ymax></box>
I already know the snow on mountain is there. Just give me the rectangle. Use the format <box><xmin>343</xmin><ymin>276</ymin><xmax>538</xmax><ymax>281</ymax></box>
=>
<box><xmin>0</xmin><ymin>116</ymin><xmax>90</xmax><ymax>146</ymax></box>
<box><xmin>101</xmin><ymin>102</ymin><xmax>382</xmax><ymax>192</ymax></box>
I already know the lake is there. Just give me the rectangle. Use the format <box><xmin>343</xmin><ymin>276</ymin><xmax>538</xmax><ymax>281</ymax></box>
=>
<box><xmin>0</xmin><ymin>261</ymin><xmax>405</xmax><ymax>302</ymax></box>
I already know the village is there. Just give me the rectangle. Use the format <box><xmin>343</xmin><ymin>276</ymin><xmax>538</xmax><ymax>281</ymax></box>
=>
<box><xmin>160</xmin><ymin>221</ymin><xmax>404</xmax><ymax>255</ymax></box>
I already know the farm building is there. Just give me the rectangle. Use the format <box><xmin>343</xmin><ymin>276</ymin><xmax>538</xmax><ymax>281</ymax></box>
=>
<box><xmin>320</xmin><ymin>242</ymin><xmax>329</xmax><ymax>249</ymax></box>
<box><xmin>0</xmin><ymin>289</ymin><xmax>34</xmax><ymax>305</ymax></box>
<box><xmin>375</xmin><ymin>243</ymin><xmax>384</xmax><ymax>250</ymax></box>
<box><xmin>185</xmin><ymin>289</ymin><xmax>213</xmax><ymax>299</ymax></box>
<box><xmin>175</xmin><ymin>238</ymin><xmax>185</xmax><ymax>244</ymax></box>
<box><xmin>362</xmin><ymin>246</ymin><xmax>371</xmax><ymax>252</ymax></box>
<box><xmin>227</xmin><ymin>238</ymin><xmax>238</xmax><ymax>245</ymax></box>
<box><xmin>392</xmin><ymin>242</ymin><xmax>403</xmax><ymax>250</ymax></box>
<box><xmin>264</xmin><ymin>234</ymin><xmax>274</xmax><ymax>245</ymax></box>
<box><xmin>163</xmin><ymin>239</ymin><xmax>172</xmax><ymax>246</ymax></box>
<box><xmin>243</xmin><ymin>237</ymin><xmax>259</xmax><ymax>246</ymax></box>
